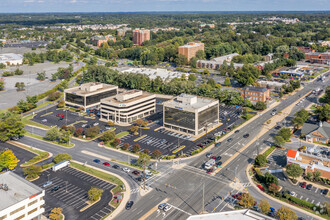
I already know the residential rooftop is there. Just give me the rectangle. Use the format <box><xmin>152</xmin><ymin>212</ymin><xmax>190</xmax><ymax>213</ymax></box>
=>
<box><xmin>64</xmin><ymin>82</ymin><xmax>118</xmax><ymax>96</ymax></box>
<box><xmin>0</xmin><ymin>172</ymin><xmax>43</xmax><ymax>211</ymax></box>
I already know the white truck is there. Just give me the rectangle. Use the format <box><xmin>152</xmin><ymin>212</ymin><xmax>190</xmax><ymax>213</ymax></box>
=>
<box><xmin>204</xmin><ymin>159</ymin><xmax>215</xmax><ymax>170</ymax></box>
<box><xmin>52</xmin><ymin>160</ymin><xmax>70</xmax><ymax>172</ymax></box>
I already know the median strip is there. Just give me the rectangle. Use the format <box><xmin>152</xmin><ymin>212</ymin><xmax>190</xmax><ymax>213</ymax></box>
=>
<box><xmin>134</xmin><ymin>135</ymin><xmax>147</xmax><ymax>142</ymax></box>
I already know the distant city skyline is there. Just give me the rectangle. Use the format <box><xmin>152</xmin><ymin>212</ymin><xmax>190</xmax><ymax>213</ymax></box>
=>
<box><xmin>0</xmin><ymin>0</ymin><xmax>329</xmax><ymax>13</ymax></box>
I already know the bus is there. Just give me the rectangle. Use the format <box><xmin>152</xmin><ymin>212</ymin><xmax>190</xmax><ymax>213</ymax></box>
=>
<box><xmin>204</xmin><ymin>159</ymin><xmax>215</xmax><ymax>170</ymax></box>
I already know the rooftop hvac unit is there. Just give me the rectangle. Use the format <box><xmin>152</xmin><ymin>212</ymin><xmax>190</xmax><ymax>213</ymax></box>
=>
<box><xmin>0</xmin><ymin>184</ymin><xmax>9</xmax><ymax>191</ymax></box>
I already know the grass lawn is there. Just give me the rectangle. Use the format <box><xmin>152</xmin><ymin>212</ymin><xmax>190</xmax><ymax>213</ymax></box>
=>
<box><xmin>115</xmin><ymin>131</ymin><xmax>129</xmax><ymax>139</ymax></box>
<box><xmin>25</xmin><ymin>132</ymin><xmax>74</xmax><ymax>148</ymax></box>
<box><xmin>11</xmin><ymin>142</ymin><xmax>50</xmax><ymax>167</ymax></box>
<box><xmin>22</xmin><ymin>114</ymin><xmax>52</xmax><ymax>130</ymax></box>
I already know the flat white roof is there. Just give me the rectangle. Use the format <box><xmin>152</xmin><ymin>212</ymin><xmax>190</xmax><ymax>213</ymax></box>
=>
<box><xmin>0</xmin><ymin>172</ymin><xmax>43</xmax><ymax>211</ymax></box>
<box><xmin>121</xmin><ymin>68</ymin><xmax>187</xmax><ymax>81</ymax></box>
<box><xmin>187</xmin><ymin>209</ymin><xmax>275</xmax><ymax>220</ymax></box>
<box><xmin>0</xmin><ymin>53</ymin><xmax>23</xmax><ymax>62</ymax></box>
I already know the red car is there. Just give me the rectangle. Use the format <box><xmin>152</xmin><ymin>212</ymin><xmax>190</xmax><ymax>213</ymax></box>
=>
<box><xmin>103</xmin><ymin>162</ymin><xmax>110</xmax><ymax>166</ymax></box>
<box><xmin>132</xmin><ymin>170</ymin><xmax>140</xmax><ymax>175</ymax></box>
<box><xmin>207</xmin><ymin>168</ymin><xmax>213</xmax><ymax>174</ymax></box>
<box><xmin>212</xmin><ymin>156</ymin><xmax>216</xmax><ymax>160</ymax></box>
<box><xmin>301</xmin><ymin>182</ymin><xmax>307</xmax><ymax>188</ymax></box>
<box><xmin>257</xmin><ymin>184</ymin><xmax>265</xmax><ymax>191</ymax></box>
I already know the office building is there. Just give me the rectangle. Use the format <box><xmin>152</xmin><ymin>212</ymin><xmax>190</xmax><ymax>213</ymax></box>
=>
<box><xmin>163</xmin><ymin>94</ymin><xmax>219</xmax><ymax>136</ymax></box>
<box><xmin>178</xmin><ymin>42</ymin><xmax>204</xmax><ymax>61</ymax></box>
<box><xmin>100</xmin><ymin>90</ymin><xmax>156</xmax><ymax>124</ymax></box>
<box><xmin>287</xmin><ymin>149</ymin><xmax>330</xmax><ymax>179</ymax></box>
<box><xmin>0</xmin><ymin>172</ymin><xmax>45</xmax><ymax>220</ymax></box>
<box><xmin>90</xmin><ymin>35</ymin><xmax>116</xmax><ymax>47</ymax></box>
<box><xmin>196</xmin><ymin>53</ymin><xmax>240</xmax><ymax>69</ymax></box>
<box><xmin>64</xmin><ymin>82</ymin><xmax>118</xmax><ymax>111</ymax></box>
<box><xmin>241</xmin><ymin>86</ymin><xmax>270</xmax><ymax>103</ymax></box>
<box><xmin>187</xmin><ymin>209</ymin><xmax>275</xmax><ymax>220</ymax></box>
<box><xmin>0</xmin><ymin>53</ymin><xmax>23</xmax><ymax>66</ymax></box>
<box><xmin>132</xmin><ymin>29</ymin><xmax>150</xmax><ymax>46</ymax></box>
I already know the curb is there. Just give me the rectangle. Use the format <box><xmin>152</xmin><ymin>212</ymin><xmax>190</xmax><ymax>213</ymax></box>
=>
<box><xmin>24</xmin><ymin>133</ymin><xmax>75</xmax><ymax>149</ymax></box>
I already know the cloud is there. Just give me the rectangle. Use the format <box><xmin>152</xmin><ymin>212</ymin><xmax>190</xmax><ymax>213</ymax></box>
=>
<box><xmin>24</xmin><ymin>0</ymin><xmax>35</xmax><ymax>2</ymax></box>
<box><xmin>71</xmin><ymin>0</ymin><xmax>77</xmax><ymax>3</ymax></box>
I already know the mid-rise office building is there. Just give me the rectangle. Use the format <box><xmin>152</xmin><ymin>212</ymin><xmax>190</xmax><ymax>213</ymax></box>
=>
<box><xmin>178</xmin><ymin>42</ymin><xmax>204</xmax><ymax>61</ymax></box>
<box><xmin>132</xmin><ymin>29</ymin><xmax>150</xmax><ymax>46</ymax></box>
<box><xmin>241</xmin><ymin>86</ymin><xmax>270</xmax><ymax>103</ymax></box>
<box><xmin>163</xmin><ymin>94</ymin><xmax>219</xmax><ymax>136</ymax></box>
<box><xmin>64</xmin><ymin>82</ymin><xmax>118</xmax><ymax>111</ymax></box>
<box><xmin>100</xmin><ymin>90</ymin><xmax>156</xmax><ymax>124</ymax></box>
<box><xmin>0</xmin><ymin>172</ymin><xmax>45</xmax><ymax>220</ymax></box>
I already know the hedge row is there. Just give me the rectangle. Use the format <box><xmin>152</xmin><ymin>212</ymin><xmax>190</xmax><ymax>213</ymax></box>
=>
<box><xmin>41</xmin><ymin>162</ymin><xmax>55</xmax><ymax>170</ymax></box>
<box><xmin>287</xmin><ymin>194</ymin><xmax>315</xmax><ymax>209</ymax></box>
<box><xmin>24</xmin><ymin>152</ymin><xmax>49</xmax><ymax>166</ymax></box>
<box><xmin>264</xmin><ymin>145</ymin><xmax>276</xmax><ymax>158</ymax></box>
<box><xmin>191</xmin><ymin>148</ymin><xmax>203</xmax><ymax>156</ymax></box>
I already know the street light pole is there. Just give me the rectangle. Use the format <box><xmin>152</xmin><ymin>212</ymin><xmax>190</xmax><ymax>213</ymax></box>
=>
<box><xmin>202</xmin><ymin>183</ymin><xmax>205</xmax><ymax>213</ymax></box>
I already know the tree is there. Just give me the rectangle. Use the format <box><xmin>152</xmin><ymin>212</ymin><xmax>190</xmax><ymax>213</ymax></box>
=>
<box><xmin>313</xmin><ymin>170</ymin><xmax>322</xmax><ymax>181</ymax></box>
<box><xmin>132</xmin><ymin>144</ymin><xmax>141</xmax><ymax>153</ymax></box>
<box><xmin>85</xmin><ymin>126</ymin><xmax>100</xmax><ymax>138</ymax></box>
<box><xmin>74</xmin><ymin>128</ymin><xmax>83</xmax><ymax>137</ymax></box>
<box><xmin>278</xmin><ymin>128</ymin><xmax>292</xmax><ymax>141</ymax></box>
<box><xmin>49</xmin><ymin>208</ymin><xmax>63</xmax><ymax>220</ymax></box>
<box><xmin>137</xmin><ymin>152</ymin><xmax>151</xmax><ymax>167</ymax></box>
<box><xmin>291</xmin><ymin>116</ymin><xmax>305</xmax><ymax>129</ymax></box>
<box><xmin>143</xmin><ymin>149</ymin><xmax>150</xmax><ymax>155</ymax></box>
<box><xmin>23</xmin><ymin>165</ymin><xmax>42</xmax><ymax>179</ymax></box>
<box><xmin>188</xmin><ymin>74</ymin><xmax>197</xmax><ymax>81</ymax></box>
<box><xmin>258</xmin><ymin>199</ymin><xmax>270</xmax><ymax>214</ymax></box>
<box><xmin>279</xmin><ymin>91</ymin><xmax>283</xmax><ymax>98</ymax></box>
<box><xmin>268</xmin><ymin>183</ymin><xmax>280</xmax><ymax>194</ymax></box>
<box><xmin>48</xmin><ymin>92</ymin><xmax>61</xmax><ymax>101</ymax></box>
<box><xmin>306</xmin><ymin>171</ymin><xmax>313</xmax><ymax>181</ymax></box>
<box><xmin>14</xmin><ymin>68</ymin><xmax>23</xmax><ymax>75</ymax></box>
<box><xmin>57</xmin><ymin>100</ymin><xmax>65</xmax><ymax>108</ymax></box>
<box><xmin>152</xmin><ymin>149</ymin><xmax>162</xmax><ymax>159</ymax></box>
<box><xmin>59</xmin><ymin>130</ymin><xmax>70</xmax><ymax>144</ymax></box>
<box><xmin>254</xmin><ymin>101</ymin><xmax>267</xmax><ymax>110</ymax></box>
<box><xmin>45</xmin><ymin>127</ymin><xmax>61</xmax><ymax>141</ymax></box>
<box><xmin>113</xmin><ymin>138</ymin><xmax>121</xmax><ymax>147</ymax></box>
<box><xmin>286</xmin><ymin>163</ymin><xmax>303</xmax><ymax>180</ymax></box>
<box><xmin>129</xmin><ymin>125</ymin><xmax>139</xmax><ymax>133</ymax></box>
<box><xmin>53</xmin><ymin>153</ymin><xmax>72</xmax><ymax>164</ymax></box>
<box><xmin>264</xmin><ymin>172</ymin><xmax>279</xmax><ymax>186</ymax></box>
<box><xmin>276</xmin><ymin>206</ymin><xmax>297</xmax><ymax>220</ymax></box>
<box><xmin>51</xmin><ymin>73</ymin><xmax>57</xmax><ymax>81</ymax></box>
<box><xmin>122</xmin><ymin>143</ymin><xmax>130</xmax><ymax>151</ymax></box>
<box><xmin>224</xmin><ymin>77</ymin><xmax>231</xmax><ymax>86</ymax></box>
<box><xmin>255</xmin><ymin>154</ymin><xmax>267</xmax><ymax>167</ymax></box>
<box><xmin>61</xmin><ymin>125</ymin><xmax>75</xmax><ymax>135</ymax></box>
<box><xmin>37</xmin><ymin>71</ymin><xmax>46</xmax><ymax>80</ymax></box>
<box><xmin>202</xmin><ymin>69</ymin><xmax>210</xmax><ymax>76</ymax></box>
<box><xmin>273</xmin><ymin>136</ymin><xmax>285</xmax><ymax>147</ymax></box>
<box><xmin>316</xmin><ymin>104</ymin><xmax>330</xmax><ymax>121</ymax></box>
<box><xmin>0</xmin><ymin>113</ymin><xmax>26</xmax><ymax>142</ymax></box>
<box><xmin>175</xmin><ymin>54</ymin><xmax>187</xmax><ymax>66</ymax></box>
<box><xmin>108</xmin><ymin>121</ymin><xmax>115</xmax><ymax>127</ymax></box>
<box><xmin>0</xmin><ymin>79</ymin><xmax>4</xmax><ymax>91</ymax></box>
<box><xmin>238</xmin><ymin>193</ymin><xmax>256</xmax><ymax>209</ymax></box>
<box><xmin>99</xmin><ymin>130</ymin><xmax>115</xmax><ymax>143</ymax></box>
<box><xmin>0</xmin><ymin>150</ymin><xmax>18</xmax><ymax>171</ymax></box>
<box><xmin>88</xmin><ymin>187</ymin><xmax>104</xmax><ymax>202</ymax></box>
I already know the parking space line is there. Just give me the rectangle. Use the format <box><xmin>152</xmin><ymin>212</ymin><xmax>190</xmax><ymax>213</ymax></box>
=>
<box><xmin>312</xmin><ymin>200</ymin><xmax>314</xmax><ymax>203</ymax></box>
<box><xmin>315</xmin><ymin>188</ymin><xmax>318</xmax><ymax>193</ymax></box>
<box><xmin>306</xmin><ymin>198</ymin><xmax>309</xmax><ymax>201</ymax></box>
<box><xmin>300</xmin><ymin>196</ymin><xmax>303</xmax><ymax>199</ymax></box>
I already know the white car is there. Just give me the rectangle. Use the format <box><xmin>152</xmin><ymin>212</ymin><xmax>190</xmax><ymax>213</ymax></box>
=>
<box><xmin>271</xmin><ymin>112</ymin><xmax>276</xmax><ymax>116</ymax></box>
<box><xmin>163</xmin><ymin>204</ymin><xmax>172</xmax><ymax>212</ymax></box>
<box><xmin>82</xmin><ymin>124</ymin><xmax>87</xmax><ymax>128</ymax></box>
<box><xmin>93</xmin><ymin>122</ymin><xmax>99</xmax><ymax>126</ymax></box>
<box><xmin>290</xmin><ymin>191</ymin><xmax>297</xmax><ymax>197</ymax></box>
<box><xmin>122</xmin><ymin>167</ymin><xmax>130</xmax><ymax>172</ymax></box>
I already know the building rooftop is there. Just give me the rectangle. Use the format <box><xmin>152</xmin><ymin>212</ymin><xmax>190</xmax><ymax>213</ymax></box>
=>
<box><xmin>287</xmin><ymin>149</ymin><xmax>298</xmax><ymax>159</ymax></box>
<box><xmin>120</xmin><ymin>67</ymin><xmax>188</xmax><ymax>81</ymax></box>
<box><xmin>0</xmin><ymin>53</ymin><xmax>23</xmax><ymax>62</ymax></box>
<box><xmin>101</xmin><ymin>89</ymin><xmax>154</xmax><ymax>104</ymax></box>
<box><xmin>242</xmin><ymin>86</ymin><xmax>269</xmax><ymax>93</ymax></box>
<box><xmin>187</xmin><ymin>209</ymin><xmax>275</xmax><ymax>220</ymax></box>
<box><xmin>0</xmin><ymin>172</ymin><xmax>43</xmax><ymax>211</ymax></box>
<box><xmin>179</xmin><ymin>42</ymin><xmax>204</xmax><ymax>48</ymax></box>
<box><xmin>65</xmin><ymin>82</ymin><xmax>118</xmax><ymax>96</ymax></box>
<box><xmin>212</xmin><ymin>53</ymin><xmax>239</xmax><ymax>63</ymax></box>
<box><xmin>302</xmin><ymin>122</ymin><xmax>330</xmax><ymax>139</ymax></box>
<box><xmin>164</xmin><ymin>93</ymin><xmax>218</xmax><ymax>112</ymax></box>
<box><xmin>257</xmin><ymin>80</ymin><xmax>285</xmax><ymax>87</ymax></box>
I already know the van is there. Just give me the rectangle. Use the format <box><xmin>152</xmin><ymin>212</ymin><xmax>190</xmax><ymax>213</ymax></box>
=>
<box><xmin>204</xmin><ymin>159</ymin><xmax>215</xmax><ymax>170</ymax></box>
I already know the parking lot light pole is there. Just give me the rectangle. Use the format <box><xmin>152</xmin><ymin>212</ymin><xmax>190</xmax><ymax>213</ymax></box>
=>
<box><xmin>65</xmin><ymin>181</ymin><xmax>68</xmax><ymax>192</ymax></box>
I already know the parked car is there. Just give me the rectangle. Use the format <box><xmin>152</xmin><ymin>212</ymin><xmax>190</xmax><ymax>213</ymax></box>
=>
<box><xmin>289</xmin><ymin>191</ymin><xmax>297</xmax><ymax>197</ymax></box>
<box><xmin>300</xmin><ymin>182</ymin><xmax>307</xmax><ymax>188</ymax></box>
<box><xmin>103</xmin><ymin>162</ymin><xmax>110</xmax><ymax>166</ymax></box>
<box><xmin>243</xmin><ymin>134</ymin><xmax>249</xmax><ymax>138</ymax></box>
<box><xmin>216</xmin><ymin>162</ymin><xmax>222</xmax><ymax>167</ymax></box>
<box><xmin>125</xmin><ymin>201</ymin><xmax>134</xmax><ymax>210</ymax></box>
<box><xmin>306</xmin><ymin>184</ymin><xmax>313</xmax><ymax>190</ymax></box>
<box><xmin>257</xmin><ymin>184</ymin><xmax>265</xmax><ymax>191</ymax></box>
<box><xmin>227</xmin><ymin>138</ymin><xmax>233</xmax><ymax>142</ymax></box>
<box><xmin>215</xmin><ymin>156</ymin><xmax>221</xmax><ymax>161</ymax></box>
<box><xmin>163</xmin><ymin>204</ymin><xmax>172</xmax><ymax>212</ymax></box>
<box><xmin>93</xmin><ymin>122</ymin><xmax>99</xmax><ymax>126</ymax></box>
<box><xmin>113</xmin><ymin>164</ymin><xmax>120</xmax><ymax>169</ymax></box>
<box><xmin>234</xmin><ymin>130</ymin><xmax>240</xmax><ymax>133</ymax></box>
<box><xmin>206</xmin><ymin>153</ymin><xmax>212</xmax><ymax>158</ymax></box>
<box><xmin>93</xmin><ymin>159</ymin><xmax>101</xmax><ymax>163</ymax></box>
<box><xmin>132</xmin><ymin>170</ymin><xmax>140</xmax><ymax>175</ymax></box>
<box><xmin>42</xmin><ymin>181</ymin><xmax>53</xmax><ymax>188</ymax></box>
<box><xmin>215</xmin><ymin>142</ymin><xmax>222</xmax><ymax>147</ymax></box>
<box><xmin>207</xmin><ymin>168</ymin><xmax>213</xmax><ymax>174</ymax></box>
<box><xmin>321</xmin><ymin>189</ymin><xmax>329</xmax><ymax>195</ymax></box>
<box><xmin>275</xmin><ymin>126</ymin><xmax>281</xmax><ymax>130</ymax></box>
<box><xmin>51</xmin><ymin>186</ymin><xmax>60</xmax><ymax>192</ymax></box>
<box><xmin>122</xmin><ymin>167</ymin><xmax>130</xmax><ymax>172</ymax></box>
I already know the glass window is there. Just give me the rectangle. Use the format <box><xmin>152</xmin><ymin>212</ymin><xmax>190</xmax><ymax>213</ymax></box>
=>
<box><xmin>164</xmin><ymin>107</ymin><xmax>195</xmax><ymax>130</ymax></box>
<box><xmin>86</xmin><ymin>89</ymin><xmax>117</xmax><ymax>106</ymax></box>
<box><xmin>198</xmin><ymin>105</ymin><xmax>218</xmax><ymax>130</ymax></box>
<box><xmin>66</xmin><ymin>93</ymin><xmax>84</xmax><ymax>106</ymax></box>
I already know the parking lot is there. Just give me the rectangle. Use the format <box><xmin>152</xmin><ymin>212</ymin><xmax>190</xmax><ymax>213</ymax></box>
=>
<box><xmin>33</xmin><ymin>166</ymin><xmax>115</xmax><ymax>220</ymax></box>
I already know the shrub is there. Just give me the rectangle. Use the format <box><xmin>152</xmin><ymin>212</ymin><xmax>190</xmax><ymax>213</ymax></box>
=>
<box><xmin>57</xmin><ymin>100</ymin><xmax>65</xmax><ymax>108</ymax></box>
<box><xmin>88</xmin><ymin>187</ymin><xmax>104</xmax><ymax>202</ymax></box>
<box><xmin>113</xmin><ymin>138</ymin><xmax>121</xmax><ymax>147</ymax></box>
<box><xmin>23</xmin><ymin>165</ymin><xmax>42</xmax><ymax>179</ymax></box>
<box><xmin>264</xmin><ymin>146</ymin><xmax>276</xmax><ymax>157</ymax></box>
<box><xmin>53</xmin><ymin>153</ymin><xmax>72</xmax><ymax>164</ymax></box>
<box><xmin>2</xmin><ymin>71</ymin><xmax>14</xmax><ymax>77</ymax></box>
<box><xmin>191</xmin><ymin>148</ymin><xmax>203</xmax><ymax>155</ymax></box>
<box><xmin>122</xmin><ymin>143</ymin><xmax>129</xmax><ymax>150</ymax></box>
<box><xmin>74</xmin><ymin>128</ymin><xmax>83</xmax><ymax>137</ymax></box>
<box><xmin>288</xmin><ymin>195</ymin><xmax>315</xmax><ymax>209</ymax></box>
<box><xmin>85</xmin><ymin>126</ymin><xmax>100</xmax><ymax>138</ymax></box>
<box><xmin>48</xmin><ymin>91</ymin><xmax>62</xmax><ymax>101</ymax></box>
<box><xmin>42</xmin><ymin>162</ymin><xmax>55</xmax><ymax>170</ymax></box>
<box><xmin>132</xmin><ymin>144</ymin><xmax>141</xmax><ymax>153</ymax></box>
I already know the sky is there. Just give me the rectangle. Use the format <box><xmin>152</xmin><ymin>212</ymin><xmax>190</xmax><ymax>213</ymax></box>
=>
<box><xmin>0</xmin><ymin>0</ymin><xmax>329</xmax><ymax>13</ymax></box>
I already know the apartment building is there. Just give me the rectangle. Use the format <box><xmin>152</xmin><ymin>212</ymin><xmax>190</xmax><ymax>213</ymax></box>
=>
<box><xmin>163</xmin><ymin>93</ymin><xmax>219</xmax><ymax>136</ymax></box>
<box><xmin>132</xmin><ymin>29</ymin><xmax>150</xmax><ymax>46</ymax></box>
<box><xmin>90</xmin><ymin>35</ymin><xmax>116</xmax><ymax>47</ymax></box>
<box><xmin>64</xmin><ymin>82</ymin><xmax>118</xmax><ymax>111</ymax></box>
<box><xmin>100</xmin><ymin>90</ymin><xmax>156</xmax><ymax>124</ymax></box>
<box><xmin>178</xmin><ymin>42</ymin><xmax>204</xmax><ymax>61</ymax></box>
<box><xmin>116</xmin><ymin>27</ymin><xmax>132</xmax><ymax>37</ymax></box>
<box><xmin>0</xmin><ymin>172</ymin><xmax>45</xmax><ymax>220</ymax></box>
<box><xmin>241</xmin><ymin>86</ymin><xmax>270</xmax><ymax>103</ymax></box>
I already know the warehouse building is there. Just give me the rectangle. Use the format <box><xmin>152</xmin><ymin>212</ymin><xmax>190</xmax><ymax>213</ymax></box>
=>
<box><xmin>64</xmin><ymin>82</ymin><xmax>118</xmax><ymax>111</ymax></box>
<box><xmin>0</xmin><ymin>172</ymin><xmax>45</xmax><ymax>220</ymax></box>
<box><xmin>100</xmin><ymin>89</ymin><xmax>156</xmax><ymax>124</ymax></box>
<box><xmin>0</xmin><ymin>53</ymin><xmax>23</xmax><ymax>66</ymax></box>
<box><xmin>163</xmin><ymin>94</ymin><xmax>219</xmax><ymax>136</ymax></box>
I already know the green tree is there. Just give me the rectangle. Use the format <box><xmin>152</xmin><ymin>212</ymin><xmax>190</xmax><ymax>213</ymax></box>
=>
<box><xmin>278</xmin><ymin>128</ymin><xmax>292</xmax><ymax>141</ymax></box>
<box><xmin>152</xmin><ymin>149</ymin><xmax>162</xmax><ymax>159</ymax></box>
<box><xmin>268</xmin><ymin>183</ymin><xmax>280</xmax><ymax>194</ymax></box>
<box><xmin>238</xmin><ymin>193</ymin><xmax>256</xmax><ymax>209</ymax></box>
<box><xmin>255</xmin><ymin>154</ymin><xmax>267</xmax><ymax>167</ymax></box>
<box><xmin>85</xmin><ymin>126</ymin><xmax>100</xmax><ymax>138</ymax></box>
<box><xmin>313</xmin><ymin>170</ymin><xmax>321</xmax><ymax>181</ymax></box>
<box><xmin>0</xmin><ymin>79</ymin><xmax>4</xmax><ymax>91</ymax></box>
<box><xmin>14</xmin><ymin>68</ymin><xmax>23</xmax><ymax>75</ymax></box>
<box><xmin>88</xmin><ymin>187</ymin><xmax>104</xmax><ymax>202</ymax></box>
<box><xmin>0</xmin><ymin>113</ymin><xmax>26</xmax><ymax>142</ymax></box>
<box><xmin>51</xmin><ymin>73</ymin><xmax>57</xmax><ymax>81</ymax></box>
<box><xmin>224</xmin><ymin>77</ymin><xmax>231</xmax><ymax>86</ymax></box>
<box><xmin>129</xmin><ymin>125</ymin><xmax>139</xmax><ymax>133</ymax></box>
<box><xmin>279</xmin><ymin>91</ymin><xmax>283</xmax><ymax>98</ymax></box>
<box><xmin>316</xmin><ymin>104</ymin><xmax>330</xmax><ymax>121</ymax></box>
<box><xmin>49</xmin><ymin>208</ymin><xmax>63</xmax><ymax>220</ymax></box>
<box><xmin>57</xmin><ymin>100</ymin><xmax>65</xmax><ymax>108</ymax></box>
<box><xmin>53</xmin><ymin>153</ymin><xmax>72</xmax><ymax>164</ymax></box>
<box><xmin>273</xmin><ymin>136</ymin><xmax>285</xmax><ymax>147</ymax></box>
<box><xmin>23</xmin><ymin>165</ymin><xmax>42</xmax><ymax>180</ymax></box>
<box><xmin>99</xmin><ymin>130</ymin><xmax>115</xmax><ymax>143</ymax></box>
<box><xmin>276</xmin><ymin>206</ymin><xmax>297</xmax><ymax>220</ymax></box>
<box><xmin>188</xmin><ymin>74</ymin><xmax>197</xmax><ymax>81</ymax></box>
<box><xmin>37</xmin><ymin>71</ymin><xmax>46</xmax><ymax>80</ymax></box>
<box><xmin>45</xmin><ymin>128</ymin><xmax>61</xmax><ymax>141</ymax></box>
<box><xmin>258</xmin><ymin>199</ymin><xmax>270</xmax><ymax>214</ymax></box>
<box><xmin>306</xmin><ymin>171</ymin><xmax>313</xmax><ymax>181</ymax></box>
<box><xmin>264</xmin><ymin>172</ymin><xmax>279</xmax><ymax>186</ymax></box>
<box><xmin>286</xmin><ymin>163</ymin><xmax>303</xmax><ymax>181</ymax></box>
<box><xmin>0</xmin><ymin>150</ymin><xmax>18</xmax><ymax>171</ymax></box>
<box><xmin>132</xmin><ymin>144</ymin><xmax>141</xmax><ymax>153</ymax></box>
<box><xmin>137</xmin><ymin>152</ymin><xmax>150</xmax><ymax>167</ymax></box>
<box><xmin>175</xmin><ymin>54</ymin><xmax>188</xmax><ymax>66</ymax></box>
<box><xmin>254</xmin><ymin>101</ymin><xmax>267</xmax><ymax>110</ymax></box>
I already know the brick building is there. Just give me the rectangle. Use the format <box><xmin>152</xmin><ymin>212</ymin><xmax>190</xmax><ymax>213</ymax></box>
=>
<box><xmin>178</xmin><ymin>42</ymin><xmax>204</xmax><ymax>61</ymax></box>
<box><xmin>241</xmin><ymin>86</ymin><xmax>270</xmax><ymax>103</ymax></box>
<box><xmin>90</xmin><ymin>35</ymin><xmax>116</xmax><ymax>47</ymax></box>
<box><xmin>301</xmin><ymin>122</ymin><xmax>330</xmax><ymax>144</ymax></box>
<box><xmin>305</xmin><ymin>52</ymin><xmax>330</xmax><ymax>65</ymax></box>
<box><xmin>132</xmin><ymin>29</ymin><xmax>150</xmax><ymax>46</ymax></box>
<box><xmin>297</xmin><ymin>46</ymin><xmax>315</xmax><ymax>53</ymax></box>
